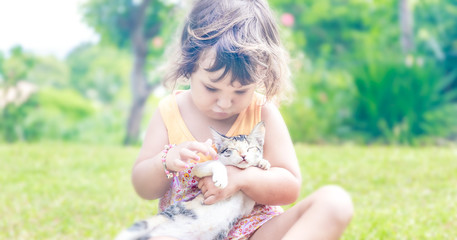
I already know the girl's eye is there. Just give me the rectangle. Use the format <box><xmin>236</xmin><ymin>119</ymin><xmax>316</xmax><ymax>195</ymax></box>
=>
<box><xmin>205</xmin><ymin>86</ymin><xmax>217</xmax><ymax>92</ymax></box>
<box><xmin>235</xmin><ymin>90</ymin><xmax>247</xmax><ymax>95</ymax></box>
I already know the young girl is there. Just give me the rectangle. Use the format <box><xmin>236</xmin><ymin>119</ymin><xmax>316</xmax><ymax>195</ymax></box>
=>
<box><xmin>132</xmin><ymin>0</ymin><xmax>354</xmax><ymax>239</ymax></box>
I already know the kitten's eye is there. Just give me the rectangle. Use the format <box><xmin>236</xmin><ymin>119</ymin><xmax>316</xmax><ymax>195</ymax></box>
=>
<box><xmin>247</xmin><ymin>147</ymin><xmax>259</xmax><ymax>152</ymax></box>
<box><xmin>221</xmin><ymin>149</ymin><xmax>233</xmax><ymax>157</ymax></box>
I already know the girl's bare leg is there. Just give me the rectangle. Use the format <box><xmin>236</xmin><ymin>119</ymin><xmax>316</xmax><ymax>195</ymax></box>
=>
<box><xmin>251</xmin><ymin>185</ymin><xmax>354</xmax><ymax>240</ymax></box>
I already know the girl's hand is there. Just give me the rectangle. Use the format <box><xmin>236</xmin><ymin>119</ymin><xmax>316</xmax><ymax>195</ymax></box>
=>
<box><xmin>166</xmin><ymin>139</ymin><xmax>217</xmax><ymax>172</ymax></box>
<box><xmin>198</xmin><ymin>166</ymin><xmax>243</xmax><ymax>205</ymax></box>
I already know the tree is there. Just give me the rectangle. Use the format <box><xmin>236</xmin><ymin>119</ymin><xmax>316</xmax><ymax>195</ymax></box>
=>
<box><xmin>82</xmin><ymin>0</ymin><xmax>177</xmax><ymax>144</ymax></box>
<box><xmin>399</xmin><ymin>0</ymin><xmax>414</xmax><ymax>53</ymax></box>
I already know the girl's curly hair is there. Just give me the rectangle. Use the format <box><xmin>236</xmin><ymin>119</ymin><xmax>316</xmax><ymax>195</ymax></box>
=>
<box><xmin>163</xmin><ymin>0</ymin><xmax>291</xmax><ymax>102</ymax></box>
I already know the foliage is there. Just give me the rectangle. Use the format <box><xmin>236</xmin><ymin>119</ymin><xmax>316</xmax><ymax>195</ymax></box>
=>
<box><xmin>66</xmin><ymin>43</ymin><xmax>132</xmax><ymax>103</ymax></box>
<box><xmin>82</xmin><ymin>0</ymin><xmax>181</xmax><ymax>145</ymax></box>
<box><xmin>273</xmin><ymin>0</ymin><xmax>457</xmax><ymax>144</ymax></box>
<box><xmin>0</xmin><ymin>48</ymin><xmax>38</xmax><ymax>142</ymax></box>
<box><xmin>0</xmin><ymin>47</ymin><xmax>36</xmax><ymax>87</ymax></box>
<box><xmin>38</xmin><ymin>88</ymin><xmax>95</xmax><ymax>121</ymax></box>
<box><xmin>270</xmin><ymin>0</ymin><xmax>399</xmax><ymax>67</ymax></box>
<box><xmin>1</xmin><ymin>143</ymin><xmax>456</xmax><ymax>238</ymax></box>
<box><xmin>0</xmin><ymin>51</ymin><xmax>4</xmax><ymax>81</ymax></box>
<box><xmin>73</xmin><ymin>104</ymin><xmax>128</xmax><ymax>145</ymax></box>
<box><xmin>415</xmin><ymin>0</ymin><xmax>457</xmax><ymax>88</ymax></box>
<box><xmin>20</xmin><ymin>87</ymin><xmax>96</xmax><ymax>141</ymax></box>
<box><xmin>349</xmin><ymin>50</ymin><xmax>457</xmax><ymax>144</ymax></box>
<box><xmin>0</xmin><ymin>45</ymin><xmax>131</xmax><ymax>144</ymax></box>
<box><xmin>0</xmin><ymin>95</ymin><xmax>38</xmax><ymax>142</ymax></box>
<box><xmin>20</xmin><ymin>87</ymin><xmax>128</xmax><ymax>144</ymax></box>
<box><xmin>281</xmin><ymin>56</ymin><xmax>355</xmax><ymax>143</ymax></box>
<box><xmin>2</xmin><ymin>0</ymin><xmax>457</xmax><ymax>145</ymax></box>
<box><xmin>82</xmin><ymin>0</ymin><xmax>173</xmax><ymax>49</ymax></box>
<box><xmin>27</xmin><ymin>56</ymin><xmax>70</xmax><ymax>89</ymax></box>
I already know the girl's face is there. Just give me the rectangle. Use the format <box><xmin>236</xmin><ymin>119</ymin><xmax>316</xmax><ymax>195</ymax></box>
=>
<box><xmin>190</xmin><ymin>54</ymin><xmax>256</xmax><ymax>121</ymax></box>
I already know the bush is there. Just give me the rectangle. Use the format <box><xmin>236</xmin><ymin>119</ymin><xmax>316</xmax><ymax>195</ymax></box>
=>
<box><xmin>0</xmin><ymin>95</ymin><xmax>38</xmax><ymax>142</ymax></box>
<box><xmin>281</xmin><ymin>59</ymin><xmax>355</xmax><ymax>143</ymax></box>
<box><xmin>0</xmin><ymin>86</ymin><xmax>130</xmax><ymax>144</ymax></box>
<box><xmin>349</xmin><ymin>53</ymin><xmax>457</xmax><ymax>144</ymax></box>
<box><xmin>23</xmin><ymin>87</ymin><xmax>96</xmax><ymax>141</ymax></box>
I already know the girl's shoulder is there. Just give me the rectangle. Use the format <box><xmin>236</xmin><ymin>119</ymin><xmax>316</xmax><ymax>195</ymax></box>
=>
<box><xmin>260</xmin><ymin>101</ymin><xmax>282</xmax><ymax>122</ymax></box>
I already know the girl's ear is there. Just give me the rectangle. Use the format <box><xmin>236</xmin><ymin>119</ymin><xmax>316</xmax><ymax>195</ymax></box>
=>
<box><xmin>249</xmin><ymin>121</ymin><xmax>266</xmax><ymax>146</ymax></box>
<box><xmin>210</xmin><ymin>127</ymin><xmax>229</xmax><ymax>152</ymax></box>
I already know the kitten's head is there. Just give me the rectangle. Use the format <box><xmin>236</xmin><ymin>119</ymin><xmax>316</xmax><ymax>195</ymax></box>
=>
<box><xmin>211</xmin><ymin>121</ymin><xmax>265</xmax><ymax>169</ymax></box>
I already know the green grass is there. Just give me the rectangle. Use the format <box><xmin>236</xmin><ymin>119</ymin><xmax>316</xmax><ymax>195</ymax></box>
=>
<box><xmin>1</xmin><ymin>142</ymin><xmax>456</xmax><ymax>239</ymax></box>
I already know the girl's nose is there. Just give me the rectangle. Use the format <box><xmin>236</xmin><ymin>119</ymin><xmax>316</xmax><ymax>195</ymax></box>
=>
<box><xmin>217</xmin><ymin>96</ymin><xmax>232</xmax><ymax>109</ymax></box>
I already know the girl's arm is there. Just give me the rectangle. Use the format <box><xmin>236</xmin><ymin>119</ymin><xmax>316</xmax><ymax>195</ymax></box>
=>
<box><xmin>131</xmin><ymin>109</ymin><xmax>173</xmax><ymax>200</ymax></box>
<box><xmin>236</xmin><ymin>102</ymin><xmax>301</xmax><ymax>205</ymax></box>
<box><xmin>132</xmin><ymin>109</ymin><xmax>218</xmax><ymax>200</ymax></box>
<box><xmin>200</xmin><ymin>103</ymin><xmax>301</xmax><ymax>205</ymax></box>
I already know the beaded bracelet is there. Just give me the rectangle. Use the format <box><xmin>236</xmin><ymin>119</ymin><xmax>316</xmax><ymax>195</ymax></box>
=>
<box><xmin>161</xmin><ymin>144</ymin><xmax>176</xmax><ymax>179</ymax></box>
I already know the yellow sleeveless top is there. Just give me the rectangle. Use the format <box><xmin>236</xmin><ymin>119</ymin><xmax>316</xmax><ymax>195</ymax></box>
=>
<box><xmin>158</xmin><ymin>90</ymin><xmax>264</xmax><ymax>162</ymax></box>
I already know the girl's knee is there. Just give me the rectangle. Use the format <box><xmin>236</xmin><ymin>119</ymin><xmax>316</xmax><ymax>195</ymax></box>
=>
<box><xmin>315</xmin><ymin>185</ymin><xmax>354</xmax><ymax>224</ymax></box>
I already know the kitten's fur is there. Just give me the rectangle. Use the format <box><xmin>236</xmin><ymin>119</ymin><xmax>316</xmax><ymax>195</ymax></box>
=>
<box><xmin>115</xmin><ymin>122</ymin><xmax>270</xmax><ymax>240</ymax></box>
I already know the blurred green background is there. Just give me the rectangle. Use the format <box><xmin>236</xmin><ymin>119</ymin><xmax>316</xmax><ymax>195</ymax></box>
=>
<box><xmin>1</xmin><ymin>0</ymin><xmax>456</xmax><ymax>146</ymax></box>
<box><xmin>2</xmin><ymin>1</ymin><xmax>457</xmax><ymax>239</ymax></box>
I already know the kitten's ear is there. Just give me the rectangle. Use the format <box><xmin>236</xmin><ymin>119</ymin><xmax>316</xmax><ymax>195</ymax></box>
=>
<box><xmin>210</xmin><ymin>127</ymin><xmax>228</xmax><ymax>152</ymax></box>
<box><xmin>249</xmin><ymin>121</ymin><xmax>266</xmax><ymax>146</ymax></box>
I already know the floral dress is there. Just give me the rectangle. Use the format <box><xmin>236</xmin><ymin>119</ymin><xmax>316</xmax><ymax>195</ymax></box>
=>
<box><xmin>158</xmin><ymin>164</ymin><xmax>283</xmax><ymax>239</ymax></box>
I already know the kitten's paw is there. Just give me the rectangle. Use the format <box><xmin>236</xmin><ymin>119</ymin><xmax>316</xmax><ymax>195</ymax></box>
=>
<box><xmin>212</xmin><ymin>173</ymin><xmax>228</xmax><ymax>189</ymax></box>
<box><xmin>258</xmin><ymin>159</ymin><xmax>271</xmax><ymax>170</ymax></box>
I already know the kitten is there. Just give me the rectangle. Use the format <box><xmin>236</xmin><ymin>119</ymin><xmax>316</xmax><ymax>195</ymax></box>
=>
<box><xmin>115</xmin><ymin>122</ymin><xmax>270</xmax><ymax>240</ymax></box>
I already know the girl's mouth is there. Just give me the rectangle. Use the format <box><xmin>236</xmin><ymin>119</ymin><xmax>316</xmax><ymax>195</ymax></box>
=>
<box><xmin>212</xmin><ymin>111</ymin><xmax>230</xmax><ymax>118</ymax></box>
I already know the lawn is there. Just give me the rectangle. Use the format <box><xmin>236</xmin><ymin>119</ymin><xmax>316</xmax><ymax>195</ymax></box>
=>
<box><xmin>1</xmin><ymin>142</ymin><xmax>456</xmax><ymax>239</ymax></box>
